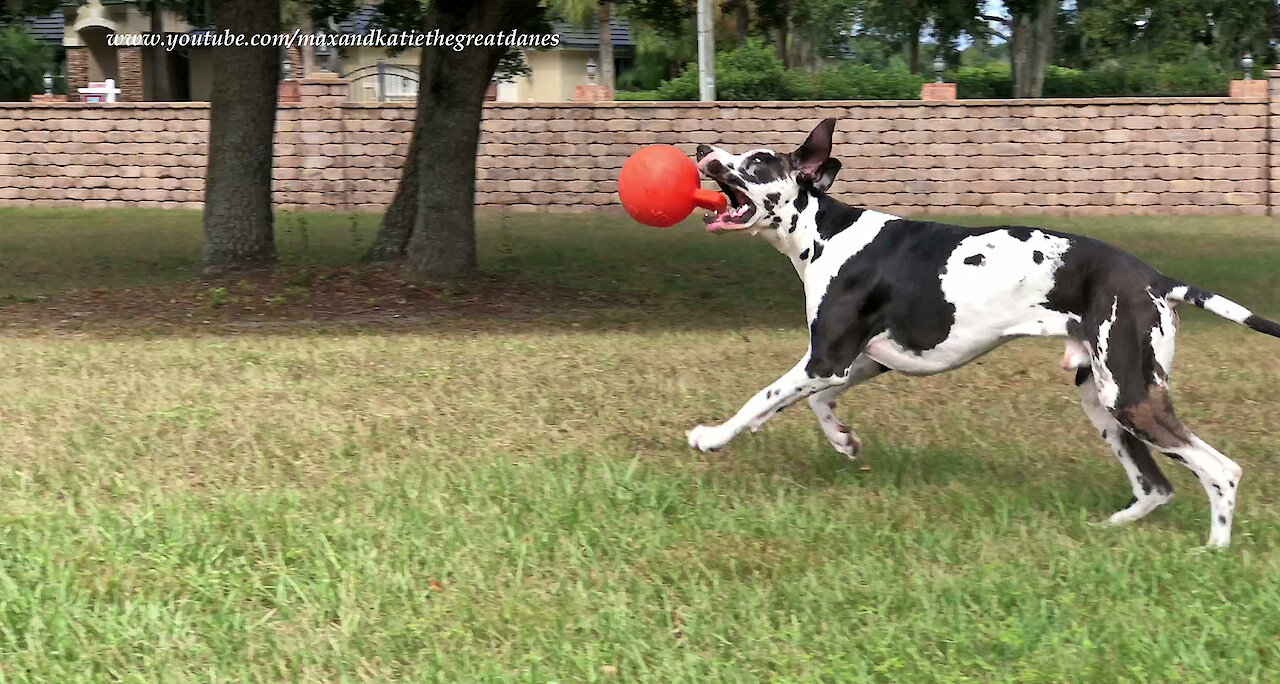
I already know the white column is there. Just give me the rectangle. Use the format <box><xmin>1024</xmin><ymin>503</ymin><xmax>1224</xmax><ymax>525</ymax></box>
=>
<box><xmin>697</xmin><ymin>0</ymin><xmax>716</xmax><ymax>101</ymax></box>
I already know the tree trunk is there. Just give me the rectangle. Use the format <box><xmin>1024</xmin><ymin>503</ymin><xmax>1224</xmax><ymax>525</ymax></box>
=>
<box><xmin>734</xmin><ymin>0</ymin><xmax>749</xmax><ymax>42</ymax></box>
<box><xmin>364</xmin><ymin>130</ymin><xmax>419</xmax><ymax>261</ymax></box>
<box><xmin>907</xmin><ymin>23</ymin><xmax>921</xmax><ymax>74</ymax></box>
<box><xmin>300</xmin><ymin>6</ymin><xmax>315</xmax><ymax>77</ymax></box>
<box><xmin>789</xmin><ymin>33</ymin><xmax>817</xmax><ymax>73</ymax></box>
<box><xmin>597</xmin><ymin>1</ymin><xmax>614</xmax><ymax>91</ymax></box>
<box><xmin>402</xmin><ymin>0</ymin><xmax>542</xmax><ymax>280</ymax></box>
<box><xmin>775</xmin><ymin>7</ymin><xmax>789</xmax><ymax>68</ymax></box>
<box><xmin>1009</xmin><ymin>0</ymin><xmax>1057</xmax><ymax>97</ymax></box>
<box><xmin>148</xmin><ymin>1</ymin><xmax>171</xmax><ymax>100</ymax></box>
<box><xmin>364</xmin><ymin>48</ymin><xmax>426</xmax><ymax>262</ymax></box>
<box><xmin>203</xmin><ymin>0</ymin><xmax>280</xmax><ymax>272</ymax></box>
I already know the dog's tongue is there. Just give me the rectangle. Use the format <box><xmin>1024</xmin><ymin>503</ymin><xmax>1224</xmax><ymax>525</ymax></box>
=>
<box><xmin>705</xmin><ymin>217</ymin><xmax>734</xmax><ymax>233</ymax></box>
<box><xmin>704</xmin><ymin>204</ymin><xmax>750</xmax><ymax>233</ymax></box>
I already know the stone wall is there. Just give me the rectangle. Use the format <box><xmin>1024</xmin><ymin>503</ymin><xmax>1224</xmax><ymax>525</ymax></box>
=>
<box><xmin>4</xmin><ymin>73</ymin><xmax>1280</xmax><ymax>216</ymax></box>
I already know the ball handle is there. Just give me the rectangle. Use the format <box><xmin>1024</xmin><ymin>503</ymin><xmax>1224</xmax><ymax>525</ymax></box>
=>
<box><xmin>692</xmin><ymin>187</ymin><xmax>727</xmax><ymax>212</ymax></box>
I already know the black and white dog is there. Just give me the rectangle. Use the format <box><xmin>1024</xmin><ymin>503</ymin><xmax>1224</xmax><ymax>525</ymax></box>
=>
<box><xmin>686</xmin><ymin>118</ymin><xmax>1280</xmax><ymax>548</ymax></box>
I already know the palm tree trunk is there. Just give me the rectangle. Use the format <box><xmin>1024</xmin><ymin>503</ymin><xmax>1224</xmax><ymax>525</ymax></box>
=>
<box><xmin>149</xmin><ymin>1</ymin><xmax>171</xmax><ymax>100</ymax></box>
<box><xmin>597</xmin><ymin>1</ymin><xmax>614</xmax><ymax>92</ymax></box>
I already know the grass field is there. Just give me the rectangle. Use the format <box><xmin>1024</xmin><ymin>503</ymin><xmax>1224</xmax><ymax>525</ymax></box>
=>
<box><xmin>1</xmin><ymin>207</ymin><xmax>1280</xmax><ymax>681</ymax></box>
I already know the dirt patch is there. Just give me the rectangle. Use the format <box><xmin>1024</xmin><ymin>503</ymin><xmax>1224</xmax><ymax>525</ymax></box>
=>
<box><xmin>0</xmin><ymin>266</ymin><xmax>627</xmax><ymax>336</ymax></box>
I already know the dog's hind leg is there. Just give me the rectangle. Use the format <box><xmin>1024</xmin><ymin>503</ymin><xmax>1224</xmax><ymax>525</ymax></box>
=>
<box><xmin>806</xmin><ymin>355</ymin><xmax>889</xmax><ymax>459</ymax></box>
<box><xmin>1088</xmin><ymin>293</ymin><xmax>1242</xmax><ymax>547</ymax></box>
<box><xmin>1075</xmin><ymin>366</ymin><xmax>1174</xmax><ymax>524</ymax></box>
<box><xmin>1111</xmin><ymin>388</ymin><xmax>1242</xmax><ymax>548</ymax></box>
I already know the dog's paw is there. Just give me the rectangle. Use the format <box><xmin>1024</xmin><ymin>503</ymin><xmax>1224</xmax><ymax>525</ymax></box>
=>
<box><xmin>828</xmin><ymin>431</ymin><xmax>862</xmax><ymax>460</ymax></box>
<box><xmin>686</xmin><ymin>424</ymin><xmax>732</xmax><ymax>453</ymax></box>
<box><xmin>820</xmin><ymin>424</ymin><xmax>861</xmax><ymax>460</ymax></box>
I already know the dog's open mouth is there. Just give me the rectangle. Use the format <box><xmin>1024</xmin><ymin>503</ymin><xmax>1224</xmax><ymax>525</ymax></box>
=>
<box><xmin>703</xmin><ymin>182</ymin><xmax>756</xmax><ymax>233</ymax></box>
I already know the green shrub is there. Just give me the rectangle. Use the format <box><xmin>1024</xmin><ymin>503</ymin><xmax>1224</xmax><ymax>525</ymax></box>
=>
<box><xmin>654</xmin><ymin>40</ymin><xmax>801</xmax><ymax>101</ymax></box>
<box><xmin>1154</xmin><ymin>59</ymin><xmax>1230</xmax><ymax>95</ymax></box>
<box><xmin>808</xmin><ymin>64</ymin><xmax>926</xmax><ymax>100</ymax></box>
<box><xmin>616</xmin><ymin>49</ymin><xmax>676</xmax><ymax>92</ymax></box>
<box><xmin>653</xmin><ymin>46</ymin><xmax>925</xmax><ymax>101</ymax></box>
<box><xmin>0</xmin><ymin>27</ymin><xmax>54</xmax><ymax>101</ymax></box>
<box><xmin>946</xmin><ymin>64</ymin><xmax>1014</xmax><ymax>98</ymax></box>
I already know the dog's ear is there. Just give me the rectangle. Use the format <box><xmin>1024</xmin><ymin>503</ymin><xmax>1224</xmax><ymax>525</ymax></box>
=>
<box><xmin>792</xmin><ymin>118</ymin><xmax>836</xmax><ymax>183</ymax></box>
<box><xmin>812</xmin><ymin>158</ymin><xmax>841</xmax><ymax>193</ymax></box>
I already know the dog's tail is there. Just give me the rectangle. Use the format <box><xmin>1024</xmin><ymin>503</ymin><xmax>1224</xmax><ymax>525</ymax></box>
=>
<box><xmin>1165</xmin><ymin>282</ymin><xmax>1280</xmax><ymax>338</ymax></box>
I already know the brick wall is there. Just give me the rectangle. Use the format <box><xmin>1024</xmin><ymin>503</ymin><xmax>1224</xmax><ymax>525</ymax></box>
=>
<box><xmin>3</xmin><ymin>73</ymin><xmax>1280</xmax><ymax>216</ymax></box>
<box><xmin>117</xmin><ymin>47</ymin><xmax>144</xmax><ymax>103</ymax></box>
<box><xmin>65</xmin><ymin>48</ymin><xmax>88</xmax><ymax>97</ymax></box>
<box><xmin>478</xmin><ymin>99</ymin><xmax>1269</xmax><ymax>216</ymax></box>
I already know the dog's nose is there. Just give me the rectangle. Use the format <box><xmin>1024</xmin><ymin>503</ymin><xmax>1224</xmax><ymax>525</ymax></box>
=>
<box><xmin>695</xmin><ymin>144</ymin><xmax>712</xmax><ymax>161</ymax></box>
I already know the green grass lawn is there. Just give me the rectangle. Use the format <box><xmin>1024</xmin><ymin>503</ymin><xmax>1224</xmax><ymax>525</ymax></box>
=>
<box><xmin>1</xmin><ymin>207</ymin><xmax>1280</xmax><ymax>681</ymax></box>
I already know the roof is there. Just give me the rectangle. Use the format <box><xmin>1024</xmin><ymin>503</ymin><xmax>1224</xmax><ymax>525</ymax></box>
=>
<box><xmin>552</xmin><ymin>18</ymin><xmax>633</xmax><ymax>50</ymax></box>
<box><xmin>334</xmin><ymin>6</ymin><xmax>380</xmax><ymax>35</ymax></box>
<box><xmin>23</xmin><ymin>11</ymin><xmax>64</xmax><ymax>43</ymax></box>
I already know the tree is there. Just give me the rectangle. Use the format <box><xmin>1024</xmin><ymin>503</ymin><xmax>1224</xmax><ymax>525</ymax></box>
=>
<box><xmin>203</xmin><ymin>0</ymin><xmax>281</xmax><ymax>272</ymax></box>
<box><xmin>729</xmin><ymin>0</ymin><xmax>750</xmax><ymax>42</ymax></box>
<box><xmin>754</xmin><ymin>0</ymin><xmax>793</xmax><ymax>66</ymax></box>
<box><xmin>1007</xmin><ymin>0</ymin><xmax>1057</xmax><ymax>96</ymax></box>
<box><xmin>980</xmin><ymin>0</ymin><xmax>1058</xmax><ymax>96</ymax></box>
<box><xmin>0</xmin><ymin>25</ymin><xmax>53</xmax><ymax>100</ymax></box>
<box><xmin>613</xmin><ymin>1</ymin><xmax>696</xmax><ymax>87</ymax></box>
<box><xmin>554</xmin><ymin>0</ymin><xmax>616</xmax><ymax>91</ymax></box>
<box><xmin>0</xmin><ymin>0</ymin><xmax>62</xmax><ymax>24</ymax></box>
<box><xmin>364</xmin><ymin>0</ymin><xmax>544</xmax><ymax>279</ymax></box>
<box><xmin>1071</xmin><ymin>0</ymin><xmax>1275</xmax><ymax>67</ymax></box>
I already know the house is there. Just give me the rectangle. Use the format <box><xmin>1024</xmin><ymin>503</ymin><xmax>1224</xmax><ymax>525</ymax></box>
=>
<box><xmin>324</xmin><ymin>6</ymin><xmax>636</xmax><ymax>103</ymax></box>
<box><xmin>26</xmin><ymin>0</ymin><xmax>206</xmax><ymax>101</ymax></box>
<box><xmin>22</xmin><ymin>1</ymin><xmax>634</xmax><ymax>104</ymax></box>
<box><xmin>503</xmin><ymin>19</ymin><xmax>635</xmax><ymax>102</ymax></box>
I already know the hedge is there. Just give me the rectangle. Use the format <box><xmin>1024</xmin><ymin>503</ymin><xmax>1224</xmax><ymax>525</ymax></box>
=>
<box><xmin>947</xmin><ymin>62</ymin><xmax>1232</xmax><ymax>98</ymax></box>
<box><xmin>617</xmin><ymin>47</ymin><xmax>1234</xmax><ymax>101</ymax></box>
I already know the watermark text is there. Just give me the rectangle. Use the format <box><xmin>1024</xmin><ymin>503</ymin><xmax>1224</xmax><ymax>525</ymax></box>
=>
<box><xmin>108</xmin><ymin>29</ymin><xmax>561</xmax><ymax>52</ymax></box>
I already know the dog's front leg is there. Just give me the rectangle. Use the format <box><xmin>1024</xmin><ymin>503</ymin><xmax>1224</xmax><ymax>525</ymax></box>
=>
<box><xmin>806</xmin><ymin>356</ymin><xmax>889</xmax><ymax>459</ymax></box>
<box><xmin>687</xmin><ymin>354</ymin><xmax>841</xmax><ymax>453</ymax></box>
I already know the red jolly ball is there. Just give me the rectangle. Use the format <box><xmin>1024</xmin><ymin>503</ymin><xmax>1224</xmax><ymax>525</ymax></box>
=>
<box><xmin>617</xmin><ymin>144</ymin><xmax>728</xmax><ymax>228</ymax></box>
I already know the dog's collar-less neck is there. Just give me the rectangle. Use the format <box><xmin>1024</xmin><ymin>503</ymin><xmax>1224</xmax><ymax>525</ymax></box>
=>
<box><xmin>758</xmin><ymin>187</ymin><xmax>862</xmax><ymax>273</ymax></box>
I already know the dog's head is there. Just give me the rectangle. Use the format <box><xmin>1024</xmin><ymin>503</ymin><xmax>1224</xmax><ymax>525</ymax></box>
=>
<box><xmin>695</xmin><ymin>119</ymin><xmax>841</xmax><ymax>233</ymax></box>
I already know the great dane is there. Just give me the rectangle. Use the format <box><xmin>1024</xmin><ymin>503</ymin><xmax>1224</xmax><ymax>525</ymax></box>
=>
<box><xmin>685</xmin><ymin>118</ymin><xmax>1279</xmax><ymax>548</ymax></box>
